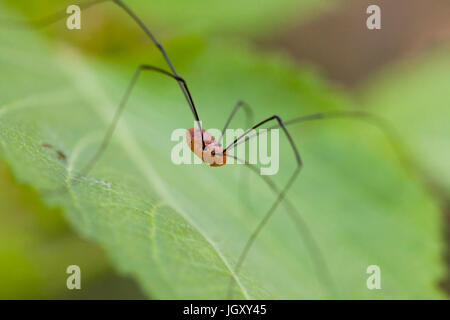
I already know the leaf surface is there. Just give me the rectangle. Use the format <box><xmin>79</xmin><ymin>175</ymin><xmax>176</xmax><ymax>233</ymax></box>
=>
<box><xmin>0</xmin><ymin>8</ymin><xmax>444</xmax><ymax>299</ymax></box>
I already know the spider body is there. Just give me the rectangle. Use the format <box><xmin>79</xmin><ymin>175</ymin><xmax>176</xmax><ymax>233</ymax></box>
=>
<box><xmin>186</xmin><ymin>128</ymin><xmax>226</xmax><ymax>166</ymax></box>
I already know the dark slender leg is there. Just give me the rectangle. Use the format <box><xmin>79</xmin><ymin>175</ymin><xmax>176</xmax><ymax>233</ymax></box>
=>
<box><xmin>225</xmin><ymin>115</ymin><xmax>302</xmax><ymax>166</ymax></box>
<box><xmin>41</xmin><ymin>65</ymin><xmax>198</xmax><ymax>196</ymax></box>
<box><xmin>81</xmin><ymin>64</ymin><xmax>195</xmax><ymax>176</ymax></box>
<box><xmin>3</xmin><ymin>0</ymin><xmax>205</xmax><ymax>148</ymax></box>
<box><xmin>219</xmin><ymin>101</ymin><xmax>254</xmax><ymax>207</ymax></box>
<box><xmin>232</xmin><ymin>111</ymin><xmax>397</xmax><ymax>152</ymax></box>
<box><xmin>225</xmin><ymin>154</ymin><xmax>336</xmax><ymax>299</ymax></box>
<box><xmin>112</xmin><ymin>0</ymin><xmax>203</xmax><ymax>147</ymax></box>
<box><xmin>218</xmin><ymin>100</ymin><xmax>254</xmax><ymax>145</ymax></box>
<box><xmin>229</xmin><ymin>110</ymin><xmax>419</xmax><ymax>178</ymax></box>
<box><xmin>223</xmin><ymin>115</ymin><xmax>303</xmax><ymax>298</ymax></box>
<box><xmin>223</xmin><ymin>110</ymin><xmax>426</xmax><ymax>298</ymax></box>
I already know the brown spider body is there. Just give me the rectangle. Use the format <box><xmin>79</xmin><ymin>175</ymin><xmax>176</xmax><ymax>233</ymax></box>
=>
<box><xmin>186</xmin><ymin>128</ymin><xmax>227</xmax><ymax>167</ymax></box>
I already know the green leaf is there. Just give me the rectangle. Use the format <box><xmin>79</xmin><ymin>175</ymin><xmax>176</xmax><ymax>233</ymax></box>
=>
<box><xmin>0</xmin><ymin>159</ymin><xmax>112</xmax><ymax>299</ymax></box>
<box><xmin>0</xmin><ymin>8</ymin><xmax>445</xmax><ymax>299</ymax></box>
<box><xmin>363</xmin><ymin>48</ymin><xmax>450</xmax><ymax>196</ymax></box>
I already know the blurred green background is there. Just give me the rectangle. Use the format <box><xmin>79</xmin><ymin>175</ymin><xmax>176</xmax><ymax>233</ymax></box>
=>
<box><xmin>0</xmin><ymin>0</ymin><xmax>449</xmax><ymax>299</ymax></box>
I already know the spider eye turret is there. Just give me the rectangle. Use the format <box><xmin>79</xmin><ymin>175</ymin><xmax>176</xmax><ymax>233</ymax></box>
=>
<box><xmin>211</xmin><ymin>150</ymin><xmax>216</xmax><ymax>156</ymax></box>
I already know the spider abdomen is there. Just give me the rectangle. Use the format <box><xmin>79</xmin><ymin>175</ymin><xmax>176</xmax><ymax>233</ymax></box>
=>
<box><xmin>186</xmin><ymin>128</ymin><xmax>227</xmax><ymax>167</ymax></box>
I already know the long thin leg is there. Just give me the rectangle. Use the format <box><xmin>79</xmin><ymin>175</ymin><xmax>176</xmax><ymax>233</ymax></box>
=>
<box><xmin>230</xmin><ymin>110</ymin><xmax>418</xmax><ymax>176</ymax></box>
<box><xmin>112</xmin><ymin>0</ymin><xmax>203</xmax><ymax>146</ymax></box>
<box><xmin>225</xmin><ymin>115</ymin><xmax>301</xmax><ymax>166</ymax></box>
<box><xmin>81</xmin><ymin>64</ymin><xmax>195</xmax><ymax>176</ymax></box>
<box><xmin>232</xmin><ymin>111</ymin><xmax>398</xmax><ymax>151</ymax></box>
<box><xmin>2</xmin><ymin>0</ymin><xmax>205</xmax><ymax>148</ymax></box>
<box><xmin>223</xmin><ymin>115</ymin><xmax>303</xmax><ymax>298</ymax></box>
<box><xmin>225</xmin><ymin>154</ymin><xmax>336</xmax><ymax>299</ymax></box>
<box><xmin>218</xmin><ymin>101</ymin><xmax>255</xmax><ymax>212</ymax></box>
<box><xmin>224</xmin><ymin>110</ymin><xmax>424</xmax><ymax>298</ymax></box>
<box><xmin>279</xmin><ymin>110</ymin><xmax>444</xmax><ymax>200</ymax></box>
<box><xmin>284</xmin><ymin>111</ymin><xmax>415</xmax><ymax>173</ymax></box>
<box><xmin>218</xmin><ymin>100</ymin><xmax>254</xmax><ymax>145</ymax></box>
<box><xmin>41</xmin><ymin>64</ymin><xmax>196</xmax><ymax>196</ymax></box>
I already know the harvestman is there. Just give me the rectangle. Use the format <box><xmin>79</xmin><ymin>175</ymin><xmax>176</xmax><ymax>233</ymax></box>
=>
<box><xmin>6</xmin><ymin>0</ymin><xmax>413</xmax><ymax>298</ymax></box>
